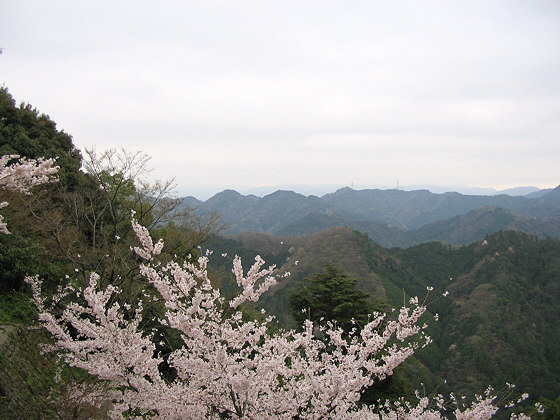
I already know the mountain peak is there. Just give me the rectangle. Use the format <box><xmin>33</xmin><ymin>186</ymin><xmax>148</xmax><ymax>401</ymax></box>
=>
<box><xmin>265</xmin><ymin>190</ymin><xmax>304</xmax><ymax>198</ymax></box>
<box><xmin>205</xmin><ymin>189</ymin><xmax>250</xmax><ymax>205</ymax></box>
<box><xmin>539</xmin><ymin>184</ymin><xmax>560</xmax><ymax>207</ymax></box>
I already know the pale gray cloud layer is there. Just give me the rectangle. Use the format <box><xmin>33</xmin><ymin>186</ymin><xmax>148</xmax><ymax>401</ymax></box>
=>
<box><xmin>1</xmin><ymin>1</ymin><xmax>559</xmax><ymax>198</ymax></box>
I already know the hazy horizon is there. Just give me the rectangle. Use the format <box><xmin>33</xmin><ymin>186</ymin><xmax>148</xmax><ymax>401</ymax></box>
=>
<box><xmin>175</xmin><ymin>183</ymin><xmax>551</xmax><ymax>201</ymax></box>
<box><xmin>2</xmin><ymin>1</ymin><xmax>559</xmax><ymax>193</ymax></box>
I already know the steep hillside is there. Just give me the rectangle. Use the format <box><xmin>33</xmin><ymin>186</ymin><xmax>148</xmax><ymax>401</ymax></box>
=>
<box><xmin>206</xmin><ymin>229</ymin><xmax>560</xmax><ymax>409</ymax></box>
<box><xmin>442</xmin><ymin>232</ymin><xmax>560</xmax><ymax>403</ymax></box>
<box><xmin>202</xmin><ymin>190</ymin><xmax>333</xmax><ymax>234</ymax></box>
<box><xmin>393</xmin><ymin>207</ymin><xmax>560</xmax><ymax>247</ymax></box>
<box><xmin>207</xmin><ymin>227</ymin><xmax>385</xmax><ymax>326</ymax></box>
<box><xmin>361</xmin><ymin>231</ymin><xmax>560</xmax><ymax>407</ymax></box>
<box><xmin>277</xmin><ymin>207</ymin><xmax>560</xmax><ymax>248</ymax></box>
<box><xmin>540</xmin><ymin>185</ymin><xmax>560</xmax><ymax>208</ymax></box>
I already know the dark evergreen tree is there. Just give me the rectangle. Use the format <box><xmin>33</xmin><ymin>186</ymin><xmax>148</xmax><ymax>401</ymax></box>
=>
<box><xmin>289</xmin><ymin>263</ymin><xmax>379</xmax><ymax>332</ymax></box>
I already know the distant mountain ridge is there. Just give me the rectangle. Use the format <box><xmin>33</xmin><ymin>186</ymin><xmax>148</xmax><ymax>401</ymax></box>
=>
<box><xmin>180</xmin><ymin>185</ymin><xmax>560</xmax><ymax>247</ymax></box>
<box><xmin>182</xmin><ymin>184</ymin><xmax>550</xmax><ymax>200</ymax></box>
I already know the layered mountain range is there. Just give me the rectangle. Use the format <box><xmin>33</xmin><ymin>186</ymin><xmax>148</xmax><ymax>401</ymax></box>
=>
<box><xmin>181</xmin><ymin>185</ymin><xmax>560</xmax><ymax>247</ymax></box>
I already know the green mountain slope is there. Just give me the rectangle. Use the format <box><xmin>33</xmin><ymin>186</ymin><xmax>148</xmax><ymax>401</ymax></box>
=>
<box><xmin>278</xmin><ymin>206</ymin><xmax>560</xmax><ymax>248</ymax></box>
<box><xmin>207</xmin><ymin>229</ymin><xmax>560</xmax><ymax>409</ymax></box>
<box><xmin>395</xmin><ymin>206</ymin><xmax>560</xmax><ymax>247</ymax></box>
<box><xmin>361</xmin><ymin>230</ymin><xmax>560</xmax><ymax>404</ymax></box>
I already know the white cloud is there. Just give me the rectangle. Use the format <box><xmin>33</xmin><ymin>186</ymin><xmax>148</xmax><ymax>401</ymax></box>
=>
<box><xmin>1</xmin><ymin>0</ymin><xmax>559</xmax><ymax>198</ymax></box>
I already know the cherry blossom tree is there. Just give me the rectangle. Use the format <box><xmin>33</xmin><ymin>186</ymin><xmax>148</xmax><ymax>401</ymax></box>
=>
<box><xmin>0</xmin><ymin>154</ymin><xmax>58</xmax><ymax>234</ymax></box>
<box><xmin>26</xmin><ymin>214</ymin><xmax>532</xmax><ymax>419</ymax></box>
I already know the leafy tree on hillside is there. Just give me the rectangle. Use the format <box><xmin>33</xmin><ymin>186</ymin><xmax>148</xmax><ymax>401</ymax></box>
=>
<box><xmin>289</xmin><ymin>263</ymin><xmax>418</xmax><ymax>403</ymax></box>
<box><xmin>0</xmin><ymin>87</ymin><xmax>82</xmax><ymax>187</ymax></box>
<box><xmin>289</xmin><ymin>263</ymin><xmax>381</xmax><ymax>333</ymax></box>
<box><xmin>9</xmin><ymin>147</ymin><xmax>223</xmax><ymax>293</ymax></box>
<box><xmin>0</xmin><ymin>88</ymin><xmax>224</xmax><ymax>298</ymax></box>
<box><xmin>0</xmin><ymin>91</ymin><xmax>226</xmax><ymax>416</ymax></box>
<box><xmin>0</xmin><ymin>154</ymin><xmax>60</xmax><ymax>294</ymax></box>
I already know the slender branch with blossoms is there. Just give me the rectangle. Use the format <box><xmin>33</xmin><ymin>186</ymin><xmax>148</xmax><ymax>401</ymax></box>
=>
<box><xmin>26</xmin><ymin>215</ymin><xmax>531</xmax><ymax>419</ymax></box>
<box><xmin>0</xmin><ymin>154</ymin><xmax>58</xmax><ymax>234</ymax></box>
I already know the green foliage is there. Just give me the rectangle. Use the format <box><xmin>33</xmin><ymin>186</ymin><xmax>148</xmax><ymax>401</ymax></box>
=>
<box><xmin>150</xmin><ymin>222</ymin><xmax>204</xmax><ymax>274</ymax></box>
<box><xmin>357</xmin><ymin>229</ymin><xmax>560</xmax><ymax>407</ymax></box>
<box><xmin>0</xmin><ymin>291</ymin><xmax>37</xmax><ymax>324</ymax></box>
<box><xmin>204</xmin><ymin>227</ymin><xmax>560</xmax><ymax>410</ymax></box>
<box><xmin>0</xmin><ymin>86</ymin><xmax>82</xmax><ymax>187</ymax></box>
<box><xmin>359</xmin><ymin>365</ymin><xmax>415</xmax><ymax>404</ymax></box>
<box><xmin>289</xmin><ymin>263</ymin><xmax>379</xmax><ymax>333</ymax></box>
<box><xmin>0</xmin><ymin>326</ymin><xmax>108</xmax><ymax>419</ymax></box>
<box><xmin>440</xmin><ymin>235</ymin><xmax>560</xmax><ymax>402</ymax></box>
<box><xmin>0</xmin><ymin>90</ymin><xmax>225</xmax><ymax>418</ymax></box>
<box><xmin>204</xmin><ymin>234</ymin><xmax>289</xmax><ymax>298</ymax></box>
<box><xmin>530</xmin><ymin>396</ymin><xmax>560</xmax><ymax>419</ymax></box>
<box><xmin>0</xmin><ymin>231</ymin><xmax>69</xmax><ymax>293</ymax></box>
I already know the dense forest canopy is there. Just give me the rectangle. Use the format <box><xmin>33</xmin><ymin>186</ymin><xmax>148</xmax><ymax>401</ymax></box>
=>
<box><xmin>0</xmin><ymin>87</ymin><xmax>82</xmax><ymax>186</ymax></box>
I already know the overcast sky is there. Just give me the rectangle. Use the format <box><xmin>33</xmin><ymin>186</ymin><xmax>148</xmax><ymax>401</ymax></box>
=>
<box><xmin>1</xmin><ymin>1</ymin><xmax>559</xmax><ymax>199</ymax></box>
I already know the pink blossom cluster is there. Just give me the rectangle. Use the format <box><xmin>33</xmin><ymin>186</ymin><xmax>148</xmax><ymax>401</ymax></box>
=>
<box><xmin>0</xmin><ymin>154</ymin><xmax>58</xmax><ymax>234</ymax></box>
<box><xmin>27</xmin><ymin>217</ymin><xmax>531</xmax><ymax>419</ymax></box>
<box><xmin>130</xmin><ymin>212</ymin><xmax>164</xmax><ymax>260</ymax></box>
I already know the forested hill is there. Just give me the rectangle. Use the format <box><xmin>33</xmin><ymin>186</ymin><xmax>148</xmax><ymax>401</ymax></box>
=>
<box><xmin>181</xmin><ymin>186</ymin><xmax>560</xmax><ymax>247</ymax></box>
<box><xmin>205</xmin><ymin>228</ymin><xmax>560</xmax><ymax>412</ymax></box>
